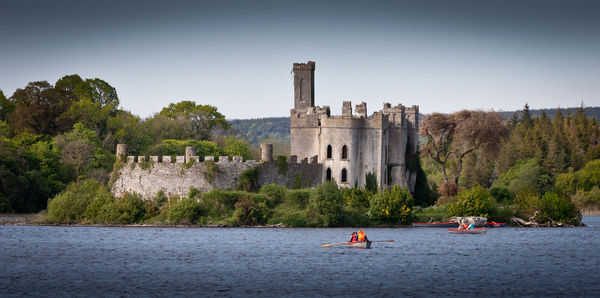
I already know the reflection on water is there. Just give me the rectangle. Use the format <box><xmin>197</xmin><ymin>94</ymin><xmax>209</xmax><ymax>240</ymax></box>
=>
<box><xmin>1</xmin><ymin>217</ymin><xmax>599</xmax><ymax>296</ymax></box>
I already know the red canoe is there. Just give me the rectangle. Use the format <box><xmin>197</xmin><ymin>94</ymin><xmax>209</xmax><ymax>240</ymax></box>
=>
<box><xmin>413</xmin><ymin>222</ymin><xmax>459</xmax><ymax>228</ymax></box>
<box><xmin>487</xmin><ymin>222</ymin><xmax>506</xmax><ymax>227</ymax></box>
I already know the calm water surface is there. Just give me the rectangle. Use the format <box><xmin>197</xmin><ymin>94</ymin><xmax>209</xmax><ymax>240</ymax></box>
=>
<box><xmin>1</xmin><ymin>217</ymin><xmax>600</xmax><ymax>297</ymax></box>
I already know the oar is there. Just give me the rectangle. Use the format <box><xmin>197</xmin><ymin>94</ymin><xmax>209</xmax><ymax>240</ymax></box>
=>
<box><xmin>321</xmin><ymin>242</ymin><xmax>350</xmax><ymax>248</ymax></box>
<box><xmin>370</xmin><ymin>240</ymin><xmax>394</xmax><ymax>243</ymax></box>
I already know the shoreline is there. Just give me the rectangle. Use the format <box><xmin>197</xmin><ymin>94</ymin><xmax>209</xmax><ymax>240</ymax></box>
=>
<box><xmin>2</xmin><ymin>213</ymin><xmax>596</xmax><ymax>228</ymax></box>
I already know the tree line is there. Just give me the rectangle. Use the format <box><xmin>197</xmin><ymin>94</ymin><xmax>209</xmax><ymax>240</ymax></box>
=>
<box><xmin>0</xmin><ymin>76</ymin><xmax>254</xmax><ymax>213</ymax></box>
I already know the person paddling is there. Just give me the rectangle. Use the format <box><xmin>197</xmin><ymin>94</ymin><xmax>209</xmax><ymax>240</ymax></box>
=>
<box><xmin>349</xmin><ymin>232</ymin><xmax>358</xmax><ymax>242</ymax></box>
<box><xmin>357</xmin><ymin>230</ymin><xmax>368</xmax><ymax>242</ymax></box>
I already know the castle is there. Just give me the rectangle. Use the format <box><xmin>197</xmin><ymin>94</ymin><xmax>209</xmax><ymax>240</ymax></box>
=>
<box><xmin>111</xmin><ymin>61</ymin><xmax>419</xmax><ymax>199</ymax></box>
<box><xmin>290</xmin><ymin>61</ymin><xmax>419</xmax><ymax>191</ymax></box>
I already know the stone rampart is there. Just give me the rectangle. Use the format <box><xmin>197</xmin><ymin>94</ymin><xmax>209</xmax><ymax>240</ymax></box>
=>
<box><xmin>111</xmin><ymin>152</ymin><xmax>322</xmax><ymax>200</ymax></box>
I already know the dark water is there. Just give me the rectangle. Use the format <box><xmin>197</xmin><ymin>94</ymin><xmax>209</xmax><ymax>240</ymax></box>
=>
<box><xmin>2</xmin><ymin>217</ymin><xmax>600</xmax><ymax>297</ymax></box>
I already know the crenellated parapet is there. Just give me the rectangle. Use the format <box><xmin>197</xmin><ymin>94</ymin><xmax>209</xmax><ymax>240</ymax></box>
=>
<box><xmin>111</xmin><ymin>144</ymin><xmax>321</xmax><ymax>200</ymax></box>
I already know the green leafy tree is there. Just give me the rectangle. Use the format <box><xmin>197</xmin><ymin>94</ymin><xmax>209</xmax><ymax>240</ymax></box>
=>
<box><xmin>310</xmin><ymin>181</ymin><xmax>343</xmax><ymax>226</ymax></box>
<box><xmin>369</xmin><ymin>186</ymin><xmax>414</xmax><ymax>224</ymax></box>
<box><xmin>448</xmin><ymin>186</ymin><xmax>497</xmax><ymax>218</ymax></box>
<box><xmin>159</xmin><ymin>100</ymin><xmax>230</xmax><ymax>140</ymax></box>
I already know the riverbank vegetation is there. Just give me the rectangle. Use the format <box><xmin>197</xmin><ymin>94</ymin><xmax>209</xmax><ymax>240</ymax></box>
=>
<box><xmin>43</xmin><ymin>179</ymin><xmax>414</xmax><ymax>227</ymax></box>
<box><xmin>2</xmin><ymin>75</ymin><xmax>599</xmax><ymax>227</ymax></box>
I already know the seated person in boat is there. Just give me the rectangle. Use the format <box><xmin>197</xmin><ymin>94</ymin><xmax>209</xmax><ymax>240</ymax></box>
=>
<box><xmin>357</xmin><ymin>230</ymin><xmax>368</xmax><ymax>242</ymax></box>
<box><xmin>467</xmin><ymin>222</ymin><xmax>475</xmax><ymax>230</ymax></box>
<box><xmin>349</xmin><ymin>232</ymin><xmax>358</xmax><ymax>242</ymax></box>
<box><xmin>460</xmin><ymin>223</ymin><xmax>468</xmax><ymax>230</ymax></box>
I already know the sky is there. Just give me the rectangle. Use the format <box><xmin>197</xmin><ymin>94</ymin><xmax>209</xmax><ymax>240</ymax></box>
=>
<box><xmin>1</xmin><ymin>0</ymin><xmax>599</xmax><ymax>119</ymax></box>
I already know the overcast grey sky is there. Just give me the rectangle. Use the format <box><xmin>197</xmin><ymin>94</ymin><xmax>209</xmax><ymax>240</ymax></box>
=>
<box><xmin>1</xmin><ymin>0</ymin><xmax>599</xmax><ymax>119</ymax></box>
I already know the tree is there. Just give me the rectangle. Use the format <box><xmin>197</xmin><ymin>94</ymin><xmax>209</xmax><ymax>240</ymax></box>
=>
<box><xmin>0</xmin><ymin>90</ymin><xmax>14</xmax><ymax>122</ymax></box>
<box><xmin>159</xmin><ymin>100</ymin><xmax>230</xmax><ymax>140</ymax></box>
<box><xmin>56</xmin><ymin>75</ymin><xmax>119</xmax><ymax>112</ymax></box>
<box><xmin>420</xmin><ymin>110</ymin><xmax>507</xmax><ymax>189</ymax></box>
<box><xmin>10</xmin><ymin>81</ymin><xmax>75</xmax><ymax>135</ymax></box>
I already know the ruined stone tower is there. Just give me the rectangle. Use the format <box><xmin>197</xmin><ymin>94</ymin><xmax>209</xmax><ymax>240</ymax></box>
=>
<box><xmin>290</xmin><ymin>61</ymin><xmax>419</xmax><ymax>191</ymax></box>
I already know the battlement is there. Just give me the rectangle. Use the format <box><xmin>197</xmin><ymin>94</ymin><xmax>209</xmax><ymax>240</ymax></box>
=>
<box><xmin>293</xmin><ymin>61</ymin><xmax>315</xmax><ymax>70</ymax></box>
<box><xmin>125</xmin><ymin>155</ymin><xmax>257</xmax><ymax>165</ymax></box>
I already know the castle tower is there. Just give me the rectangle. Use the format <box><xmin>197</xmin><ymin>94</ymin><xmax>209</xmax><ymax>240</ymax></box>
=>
<box><xmin>293</xmin><ymin>61</ymin><xmax>315</xmax><ymax>110</ymax></box>
<box><xmin>260</xmin><ymin>143</ymin><xmax>273</xmax><ymax>162</ymax></box>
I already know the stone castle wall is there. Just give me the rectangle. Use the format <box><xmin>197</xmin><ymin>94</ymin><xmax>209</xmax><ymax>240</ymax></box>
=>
<box><xmin>111</xmin><ymin>153</ymin><xmax>322</xmax><ymax>200</ymax></box>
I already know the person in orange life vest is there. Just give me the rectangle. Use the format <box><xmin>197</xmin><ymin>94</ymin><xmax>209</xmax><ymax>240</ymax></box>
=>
<box><xmin>357</xmin><ymin>230</ymin><xmax>368</xmax><ymax>242</ymax></box>
<box><xmin>460</xmin><ymin>223</ymin><xmax>468</xmax><ymax>230</ymax></box>
<box><xmin>349</xmin><ymin>232</ymin><xmax>358</xmax><ymax>242</ymax></box>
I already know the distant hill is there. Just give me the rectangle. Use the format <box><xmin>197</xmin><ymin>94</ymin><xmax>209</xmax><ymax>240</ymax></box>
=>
<box><xmin>228</xmin><ymin>117</ymin><xmax>290</xmax><ymax>147</ymax></box>
<box><xmin>228</xmin><ymin>106</ymin><xmax>600</xmax><ymax>147</ymax></box>
<box><xmin>498</xmin><ymin>106</ymin><xmax>600</xmax><ymax>120</ymax></box>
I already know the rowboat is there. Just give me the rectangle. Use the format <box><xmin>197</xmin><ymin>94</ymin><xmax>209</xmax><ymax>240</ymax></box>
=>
<box><xmin>448</xmin><ymin>228</ymin><xmax>487</xmax><ymax>234</ymax></box>
<box><xmin>346</xmin><ymin>240</ymin><xmax>371</xmax><ymax>249</ymax></box>
<box><xmin>413</xmin><ymin>222</ymin><xmax>459</xmax><ymax>228</ymax></box>
<box><xmin>487</xmin><ymin>221</ymin><xmax>506</xmax><ymax>227</ymax></box>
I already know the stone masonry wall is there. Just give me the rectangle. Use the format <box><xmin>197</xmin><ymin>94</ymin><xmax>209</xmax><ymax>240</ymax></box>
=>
<box><xmin>111</xmin><ymin>155</ymin><xmax>322</xmax><ymax>200</ymax></box>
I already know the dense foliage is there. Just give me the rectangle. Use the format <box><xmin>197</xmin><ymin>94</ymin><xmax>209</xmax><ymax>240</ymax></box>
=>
<box><xmin>0</xmin><ymin>76</ymin><xmax>255</xmax><ymax>213</ymax></box>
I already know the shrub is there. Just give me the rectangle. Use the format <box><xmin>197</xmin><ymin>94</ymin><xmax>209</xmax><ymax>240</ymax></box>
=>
<box><xmin>276</xmin><ymin>155</ymin><xmax>288</xmax><ymax>175</ymax></box>
<box><xmin>46</xmin><ymin>179</ymin><xmax>102</xmax><ymax>223</ymax></box>
<box><xmin>447</xmin><ymin>186</ymin><xmax>497</xmax><ymax>218</ymax></box>
<box><xmin>513</xmin><ymin>189</ymin><xmax>541</xmax><ymax>219</ymax></box>
<box><xmin>234</xmin><ymin>194</ymin><xmax>271</xmax><ymax>225</ymax></box>
<box><xmin>200</xmin><ymin>190</ymin><xmax>242</xmax><ymax>217</ymax></box>
<box><xmin>310</xmin><ymin>181</ymin><xmax>344</xmax><ymax>226</ymax></box>
<box><xmin>493</xmin><ymin>158</ymin><xmax>552</xmax><ymax>196</ymax></box>
<box><xmin>285</xmin><ymin>189</ymin><xmax>311</xmax><ymax>207</ymax></box>
<box><xmin>167</xmin><ymin>197</ymin><xmax>203</xmax><ymax>224</ymax></box>
<box><xmin>95</xmin><ymin>193</ymin><xmax>145</xmax><ymax>224</ymax></box>
<box><xmin>490</xmin><ymin>187</ymin><xmax>512</xmax><ymax>205</ymax></box>
<box><xmin>342</xmin><ymin>187</ymin><xmax>371</xmax><ymax>212</ymax></box>
<box><xmin>237</xmin><ymin>167</ymin><xmax>259</xmax><ymax>192</ymax></box>
<box><xmin>369</xmin><ymin>186</ymin><xmax>414</xmax><ymax>225</ymax></box>
<box><xmin>365</xmin><ymin>172</ymin><xmax>378</xmax><ymax>193</ymax></box>
<box><xmin>260</xmin><ymin>184</ymin><xmax>287</xmax><ymax>206</ymax></box>
<box><xmin>538</xmin><ymin>192</ymin><xmax>579</xmax><ymax>224</ymax></box>
<box><xmin>203</xmin><ymin>160</ymin><xmax>220</xmax><ymax>182</ymax></box>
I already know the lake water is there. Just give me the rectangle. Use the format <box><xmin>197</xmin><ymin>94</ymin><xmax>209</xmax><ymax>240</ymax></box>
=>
<box><xmin>1</xmin><ymin>217</ymin><xmax>600</xmax><ymax>297</ymax></box>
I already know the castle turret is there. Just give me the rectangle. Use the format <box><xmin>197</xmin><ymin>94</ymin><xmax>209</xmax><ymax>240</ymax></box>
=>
<box><xmin>260</xmin><ymin>143</ymin><xmax>273</xmax><ymax>162</ymax></box>
<box><xmin>185</xmin><ymin>146</ymin><xmax>197</xmax><ymax>163</ymax></box>
<box><xmin>293</xmin><ymin>61</ymin><xmax>315</xmax><ymax>110</ymax></box>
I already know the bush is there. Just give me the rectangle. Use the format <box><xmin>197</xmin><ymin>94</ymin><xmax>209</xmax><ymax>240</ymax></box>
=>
<box><xmin>237</xmin><ymin>167</ymin><xmax>259</xmax><ymax>192</ymax></box>
<box><xmin>285</xmin><ymin>189</ymin><xmax>311</xmax><ymax>207</ymax></box>
<box><xmin>342</xmin><ymin>187</ymin><xmax>371</xmax><ymax>212</ymax></box>
<box><xmin>310</xmin><ymin>182</ymin><xmax>344</xmax><ymax>226</ymax></box>
<box><xmin>539</xmin><ymin>192</ymin><xmax>579</xmax><ymax>224</ymax></box>
<box><xmin>447</xmin><ymin>186</ymin><xmax>497</xmax><ymax>218</ymax></box>
<box><xmin>369</xmin><ymin>186</ymin><xmax>414</xmax><ymax>224</ymax></box>
<box><xmin>46</xmin><ymin>179</ymin><xmax>102</xmax><ymax>223</ymax></box>
<box><xmin>494</xmin><ymin>158</ymin><xmax>552</xmax><ymax>196</ymax></box>
<box><xmin>95</xmin><ymin>193</ymin><xmax>145</xmax><ymax>224</ymax></box>
<box><xmin>167</xmin><ymin>197</ymin><xmax>203</xmax><ymax>224</ymax></box>
<box><xmin>490</xmin><ymin>187</ymin><xmax>513</xmax><ymax>204</ymax></box>
<box><xmin>234</xmin><ymin>194</ymin><xmax>271</xmax><ymax>225</ymax></box>
<box><xmin>260</xmin><ymin>184</ymin><xmax>287</xmax><ymax>207</ymax></box>
<box><xmin>365</xmin><ymin>172</ymin><xmax>378</xmax><ymax>193</ymax></box>
<box><xmin>200</xmin><ymin>190</ymin><xmax>242</xmax><ymax>217</ymax></box>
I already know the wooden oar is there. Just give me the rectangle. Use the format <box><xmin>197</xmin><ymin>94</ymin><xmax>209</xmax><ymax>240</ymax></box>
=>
<box><xmin>369</xmin><ymin>240</ymin><xmax>394</xmax><ymax>243</ymax></box>
<box><xmin>321</xmin><ymin>242</ymin><xmax>350</xmax><ymax>248</ymax></box>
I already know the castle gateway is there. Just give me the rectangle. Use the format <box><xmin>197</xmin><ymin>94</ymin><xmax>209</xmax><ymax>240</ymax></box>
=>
<box><xmin>290</xmin><ymin>61</ymin><xmax>419</xmax><ymax>191</ymax></box>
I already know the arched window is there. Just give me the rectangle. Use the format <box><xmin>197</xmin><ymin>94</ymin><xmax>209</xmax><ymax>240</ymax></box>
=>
<box><xmin>341</xmin><ymin>168</ymin><xmax>347</xmax><ymax>183</ymax></box>
<box><xmin>326</xmin><ymin>168</ymin><xmax>332</xmax><ymax>181</ymax></box>
<box><xmin>341</xmin><ymin>145</ymin><xmax>348</xmax><ymax>160</ymax></box>
<box><xmin>326</xmin><ymin>145</ymin><xmax>332</xmax><ymax>159</ymax></box>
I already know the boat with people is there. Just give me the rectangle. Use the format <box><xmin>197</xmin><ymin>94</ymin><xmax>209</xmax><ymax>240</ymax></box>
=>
<box><xmin>346</xmin><ymin>240</ymin><xmax>372</xmax><ymax>249</ymax></box>
<box><xmin>487</xmin><ymin>221</ymin><xmax>506</xmax><ymax>227</ymax></box>
<box><xmin>413</xmin><ymin>222</ymin><xmax>459</xmax><ymax>228</ymax></box>
<box><xmin>448</xmin><ymin>227</ymin><xmax>487</xmax><ymax>234</ymax></box>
